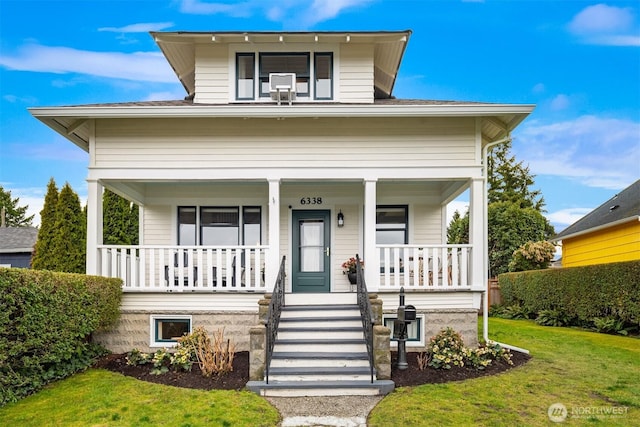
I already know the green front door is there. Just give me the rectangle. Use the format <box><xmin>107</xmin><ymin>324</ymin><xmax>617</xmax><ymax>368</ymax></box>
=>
<box><xmin>292</xmin><ymin>210</ymin><xmax>331</xmax><ymax>293</ymax></box>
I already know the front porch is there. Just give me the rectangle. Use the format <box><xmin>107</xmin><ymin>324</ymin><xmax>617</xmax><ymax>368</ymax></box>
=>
<box><xmin>96</xmin><ymin>244</ymin><xmax>473</xmax><ymax>292</ymax></box>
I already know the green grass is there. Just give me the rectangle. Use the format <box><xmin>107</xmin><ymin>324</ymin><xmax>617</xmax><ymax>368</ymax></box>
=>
<box><xmin>0</xmin><ymin>369</ymin><xmax>279</xmax><ymax>427</ymax></box>
<box><xmin>369</xmin><ymin>318</ymin><xmax>640</xmax><ymax>426</ymax></box>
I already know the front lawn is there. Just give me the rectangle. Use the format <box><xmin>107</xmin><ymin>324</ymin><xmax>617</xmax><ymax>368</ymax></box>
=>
<box><xmin>369</xmin><ymin>318</ymin><xmax>640</xmax><ymax>426</ymax></box>
<box><xmin>0</xmin><ymin>369</ymin><xmax>279</xmax><ymax>427</ymax></box>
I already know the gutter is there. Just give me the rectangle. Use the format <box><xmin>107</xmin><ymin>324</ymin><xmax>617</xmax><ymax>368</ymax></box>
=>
<box><xmin>481</xmin><ymin>136</ymin><xmax>530</xmax><ymax>355</ymax></box>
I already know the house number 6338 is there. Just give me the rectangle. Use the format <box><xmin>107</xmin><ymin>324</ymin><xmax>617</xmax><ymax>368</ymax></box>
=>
<box><xmin>300</xmin><ymin>197</ymin><xmax>322</xmax><ymax>205</ymax></box>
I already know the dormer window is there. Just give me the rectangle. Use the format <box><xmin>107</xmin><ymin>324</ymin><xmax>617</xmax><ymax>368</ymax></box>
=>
<box><xmin>235</xmin><ymin>51</ymin><xmax>333</xmax><ymax>101</ymax></box>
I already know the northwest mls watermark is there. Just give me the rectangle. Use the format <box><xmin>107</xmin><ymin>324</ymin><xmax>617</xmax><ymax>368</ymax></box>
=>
<box><xmin>548</xmin><ymin>403</ymin><xmax>629</xmax><ymax>423</ymax></box>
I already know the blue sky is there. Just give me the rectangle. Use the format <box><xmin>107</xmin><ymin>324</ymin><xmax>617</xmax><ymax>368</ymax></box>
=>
<box><xmin>1</xmin><ymin>0</ymin><xmax>639</xmax><ymax>232</ymax></box>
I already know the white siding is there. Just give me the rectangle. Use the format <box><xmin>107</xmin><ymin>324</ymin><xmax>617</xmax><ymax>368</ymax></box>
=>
<box><xmin>94</xmin><ymin>117</ymin><xmax>476</xmax><ymax>169</ymax></box>
<box><xmin>339</xmin><ymin>44</ymin><xmax>374</xmax><ymax>103</ymax></box>
<box><xmin>194</xmin><ymin>44</ymin><xmax>229</xmax><ymax>104</ymax></box>
<box><xmin>144</xmin><ymin>205</ymin><xmax>172</xmax><ymax>245</ymax></box>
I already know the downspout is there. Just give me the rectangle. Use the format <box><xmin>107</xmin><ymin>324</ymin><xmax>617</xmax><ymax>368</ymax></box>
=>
<box><xmin>481</xmin><ymin>135</ymin><xmax>529</xmax><ymax>354</ymax></box>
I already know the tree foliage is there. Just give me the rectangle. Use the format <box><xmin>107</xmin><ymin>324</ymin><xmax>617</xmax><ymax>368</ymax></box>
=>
<box><xmin>31</xmin><ymin>178</ymin><xmax>59</xmax><ymax>270</ymax></box>
<box><xmin>447</xmin><ymin>141</ymin><xmax>555</xmax><ymax>276</ymax></box>
<box><xmin>488</xmin><ymin>202</ymin><xmax>551</xmax><ymax>276</ymax></box>
<box><xmin>49</xmin><ymin>183</ymin><xmax>86</xmax><ymax>273</ymax></box>
<box><xmin>103</xmin><ymin>189</ymin><xmax>139</xmax><ymax>245</ymax></box>
<box><xmin>0</xmin><ymin>185</ymin><xmax>34</xmax><ymax>227</ymax></box>
<box><xmin>487</xmin><ymin>140</ymin><xmax>545</xmax><ymax>211</ymax></box>
<box><xmin>508</xmin><ymin>240</ymin><xmax>557</xmax><ymax>272</ymax></box>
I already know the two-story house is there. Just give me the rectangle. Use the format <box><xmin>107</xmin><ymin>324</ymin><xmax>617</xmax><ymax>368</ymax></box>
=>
<box><xmin>30</xmin><ymin>30</ymin><xmax>533</xmax><ymax>394</ymax></box>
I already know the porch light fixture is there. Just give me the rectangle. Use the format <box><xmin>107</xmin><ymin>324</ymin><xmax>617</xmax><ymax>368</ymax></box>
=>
<box><xmin>337</xmin><ymin>210</ymin><xmax>345</xmax><ymax>227</ymax></box>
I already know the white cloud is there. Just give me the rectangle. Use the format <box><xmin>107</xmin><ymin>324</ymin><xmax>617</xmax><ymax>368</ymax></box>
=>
<box><xmin>546</xmin><ymin>207</ymin><xmax>592</xmax><ymax>228</ymax></box>
<box><xmin>568</xmin><ymin>4</ymin><xmax>640</xmax><ymax>46</ymax></box>
<box><xmin>446</xmin><ymin>200</ymin><xmax>469</xmax><ymax>225</ymax></box>
<box><xmin>0</xmin><ymin>44</ymin><xmax>175</xmax><ymax>83</ymax></box>
<box><xmin>514</xmin><ymin>115</ymin><xmax>640</xmax><ymax>191</ymax></box>
<box><xmin>549</xmin><ymin>94</ymin><xmax>570</xmax><ymax>111</ymax></box>
<box><xmin>179</xmin><ymin>0</ymin><xmax>372</xmax><ymax>26</ymax></box>
<box><xmin>532</xmin><ymin>83</ymin><xmax>545</xmax><ymax>94</ymax></box>
<box><xmin>98</xmin><ymin>22</ymin><xmax>174</xmax><ymax>33</ymax></box>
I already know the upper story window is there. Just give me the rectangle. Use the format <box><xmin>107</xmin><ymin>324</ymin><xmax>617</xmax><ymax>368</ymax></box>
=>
<box><xmin>235</xmin><ymin>51</ymin><xmax>333</xmax><ymax>101</ymax></box>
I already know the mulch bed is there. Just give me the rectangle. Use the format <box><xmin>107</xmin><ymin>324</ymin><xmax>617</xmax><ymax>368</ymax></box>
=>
<box><xmin>93</xmin><ymin>350</ymin><xmax>530</xmax><ymax>390</ymax></box>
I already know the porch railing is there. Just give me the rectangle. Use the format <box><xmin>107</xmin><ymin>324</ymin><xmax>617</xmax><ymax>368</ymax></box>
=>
<box><xmin>355</xmin><ymin>254</ymin><xmax>375</xmax><ymax>383</ymax></box>
<box><xmin>377</xmin><ymin>244</ymin><xmax>472</xmax><ymax>290</ymax></box>
<box><xmin>265</xmin><ymin>256</ymin><xmax>286</xmax><ymax>384</ymax></box>
<box><xmin>97</xmin><ymin>245</ymin><xmax>267</xmax><ymax>291</ymax></box>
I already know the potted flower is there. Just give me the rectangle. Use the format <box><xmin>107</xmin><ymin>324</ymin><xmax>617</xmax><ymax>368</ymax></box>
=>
<box><xmin>342</xmin><ymin>257</ymin><xmax>364</xmax><ymax>284</ymax></box>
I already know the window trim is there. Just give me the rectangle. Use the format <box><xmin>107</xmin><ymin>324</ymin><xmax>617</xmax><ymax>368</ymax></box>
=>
<box><xmin>376</xmin><ymin>205</ymin><xmax>409</xmax><ymax>244</ymax></box>
<box><xmin>383</xmin><ymin>314</ymin><xmax>424</xmax><ymax>347</ymax></box>
<box><xmin>236</xmin><ymin>53</ymin><xmax>255</xmax><ymax>100</ymax></box>
<box><xmin>177</xmin><ymin>205</ymin><xmax>263</xmax><ymax>246</ymax></box>
<box><xmin>314</xmin><ymin>52</ymin><xmax>334</xmax><ymax>100</ymax></box>
<box><xmin>259</xmin><ymin>52</ymin><xmax>311</xmax><ymax>98</ymax></box>
<box><xmin>150</xmin><ymin>315</ymin><xmax>192</xmax><ymax>347</ymax></box>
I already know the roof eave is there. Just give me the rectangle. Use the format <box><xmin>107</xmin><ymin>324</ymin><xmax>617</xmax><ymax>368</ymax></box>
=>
<box><xmin>553</xmin><ymin>216</ymin><xmax>640</xmax><ymax>241</ymax></box>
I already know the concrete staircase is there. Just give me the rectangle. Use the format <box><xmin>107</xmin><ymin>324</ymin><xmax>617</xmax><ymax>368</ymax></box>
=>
<box><xmin>247</xmin><ymin>293</ymin><xmax>394</xmax><ymax>397</ymax></box>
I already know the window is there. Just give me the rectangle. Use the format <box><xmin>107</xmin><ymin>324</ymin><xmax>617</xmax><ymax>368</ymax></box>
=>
<box><xmin>383</xmin><ymin>316</ymin><xmax>422</xmax><ymax>343</ymax></box>
<box><xmin>178</xmin><ymin>207</ymin><xmax>196</xmax><ymax>245</ymax></box>
<box><xmin>236</xmin><ymin>53</ymin><xmax>255</xmax><ymax>100</ymax></box>
<box><xmin>201</xmin><ymin>207</ymin><xmax>239</xmax><ymax>245</ymax></box>
<box><xmin>177</xmin><ymin>206</ymin><xmax>262</xmax><ymax>246</ymax></box>
<box><xmin>314</xmin><ymin>53</ymin><xmax>333</xmax><ymax>100</ymax></box>
<box><xmin>376</xmin><ymin>206</ymin><xmax>408</xmax><ymax>245</ymax></box>
<box><xmin>259</xmin><ymin>53</ymin><xmax>310</xmax><ymax>97</ymax></box>
<box><xmin>151</xmin><ymin>315</ymin><xmax>192</xmax><ymax>347</ymax></box>
<box><xmin>236</xmin><ymin>51</ymin><xmax>333</xmax><ymax>100</ymax></box>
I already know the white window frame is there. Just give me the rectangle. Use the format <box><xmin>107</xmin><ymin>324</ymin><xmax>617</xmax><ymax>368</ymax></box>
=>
<box><xmin>229</xmin><ymin>43</ymin><xmax>339</xmax><ymax>103</ymax></box>
<box><xmin>383</xmin><ymin>314</ymin><xmax>425</xmax><ymax>348</ymax></box>
<box><xmin>150</xmin><ymin>315</ymin><xmax>192</xmax><ymax>347</ymax></box>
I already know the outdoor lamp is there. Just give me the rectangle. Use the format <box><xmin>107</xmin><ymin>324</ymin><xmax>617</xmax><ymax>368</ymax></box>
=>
<box><xmin>337</xmin><ymin>210</ymin><xmax>344</xmax><ymax>227</ymax></box>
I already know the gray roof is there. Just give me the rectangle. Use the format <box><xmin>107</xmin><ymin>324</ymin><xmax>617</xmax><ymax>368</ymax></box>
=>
<box><xmin>0</xmin><ymin>227</ymin><xmax>38</xmax><ymax>253</ymax></box>
<box><xmin>554</xmin><ymin>179</ymin><xmax>640</xmax><ymax>240</ymax></box>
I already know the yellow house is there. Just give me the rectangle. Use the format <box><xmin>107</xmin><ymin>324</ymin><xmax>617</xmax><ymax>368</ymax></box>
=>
<box><xmin>555</xmin><ymin>179</ymin><xmax>640</xmax><ymax>267</ymax></box>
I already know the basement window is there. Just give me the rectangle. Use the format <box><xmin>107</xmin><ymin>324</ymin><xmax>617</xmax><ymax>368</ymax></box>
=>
<box><xmin>151</xmin><ymin>315</ymin><xmax>192</xmax><ymax>347</ymax></box>
<box><xmin>383</xmin><ymin>315</ymin><xmax>423</xmax><ymax>346</ymax></box>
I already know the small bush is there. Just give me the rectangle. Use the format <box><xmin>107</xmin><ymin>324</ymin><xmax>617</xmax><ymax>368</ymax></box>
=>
<box><xmin>535</xmin><ymin>309</ymin><xmax>571</xmax><ymax>327</ymax></box>
<box><xmin>427</xmin><ymin>327</ymin><xmax>466</xmax><ymax>369</ymax></box>
<box><xmin>126</xmin><ymin>348</ymin><xmax>151</xmax><ymax>366</ymax></box>
<box><xmin>151</xmin><ymin>348</ymin><xmax>171</xmax><ymax>375</ymax></box>
<box><xmin>426</xmin><ymin>328</ymin><xmax>512</xmax><ymax>371</ymax></box>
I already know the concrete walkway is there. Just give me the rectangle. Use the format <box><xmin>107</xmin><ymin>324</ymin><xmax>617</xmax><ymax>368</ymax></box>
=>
<box><xmin>266</xmin><ymin>396</ymin><xmax>384</xmax><ymax>427</ymax></box>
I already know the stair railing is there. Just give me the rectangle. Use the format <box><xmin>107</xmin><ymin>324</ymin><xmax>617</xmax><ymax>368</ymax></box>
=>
<box><xmin>355</xmin><ymin>254</ymin><xmax>375</xmax><ymax>383</ymax></box>
<box><xmin>265</xmin><ymin>256</ymin><xmax>286</xmax><ymax>384</ymax></box>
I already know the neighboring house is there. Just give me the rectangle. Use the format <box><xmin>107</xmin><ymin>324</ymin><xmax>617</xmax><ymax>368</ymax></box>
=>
<box><xmin>30</xmin><ymin>30</ymin><xmax>533</xmax><ymax>394</ymax></box>
<box><xmin>554</xmin><ymin>179</ymin><xmax>640</xmax><ymax>267</ymax></box>
<box><xmin>0</xmin><ymin>227</ymin><xmax>38</xmax><ymax>268</ymax></box>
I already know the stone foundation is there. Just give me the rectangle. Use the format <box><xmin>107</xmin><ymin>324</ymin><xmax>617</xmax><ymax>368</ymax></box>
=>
<box><xmin>93</xmin><ymin>310</ymin><xmax>258</xmax><ymax>354</ymax></box>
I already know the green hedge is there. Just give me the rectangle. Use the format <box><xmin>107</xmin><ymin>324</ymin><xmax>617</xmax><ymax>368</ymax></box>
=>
<box><xmin>499</xmin><ymin>260</ymin><xmax>640</xmax><ymax>327</ymax></box>
<box><xmin>0</xmin><ymin>268</ymin><xmax>122</xmax><ymax>405</ymax></box>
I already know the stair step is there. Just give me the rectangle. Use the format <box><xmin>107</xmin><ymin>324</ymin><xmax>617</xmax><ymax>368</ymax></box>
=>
<box><xmin>271</xmin><ymin>351</ymin><xmax>369</xmax><ymax>360</ymax></box>
<box><xmin>270</xmin><ymin>357</ymin><xmax>371</xmax><ymax>368</ymax></box>
<box><xmin>246</xmin><ymin>380</ymin><xmax>395</xmax><ymax>397</ymax></box>
<box><xmin>279</xmin><ymin>316</ymin><xmax>362</xmax><ymax>322</ymax></box>
<box><xmin>267</xmin><ymin>363</ymin><xmax>374</xmax><ymax>381</ymax></box>
<box><xmin>285</xmin><ymin>293</ymin><xmax>357</xmax><ymax>306</ymax></box>
<box><xmin>277</xmin><ymin>330</ymin><xmax>364</xmax><ymax>340</ymax></box>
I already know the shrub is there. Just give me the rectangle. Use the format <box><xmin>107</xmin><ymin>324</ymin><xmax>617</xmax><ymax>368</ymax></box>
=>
<box><xmin>0</xmin><ymin>268</ymin><xmax>122</xmax><ymax>405</ymax></box>
<box><xmin>426</xmin><ymin>328</ymin><xmax>513</xmax><ymax>371</ymax></box>
<box><xmin>151</xmin><ymin>348</ymin><xmax>171</xmax><ymax>375</ymax></box>
<box><xmin>126</xmin><ymin>348</ymin><xmax>151</xmax><ymax>366</ymax></box>
<box><xmin>427</xmin><ymin>327</ymin><xmax>466</xmax><ymax>369</ymax></box>
<box><xmin>499</xmin><ymin>260</ymin><xmax>640</xmax><ymax>331</ymax></box>
<box><xmin>535</xmin><ymin>309</ymin><xmax>572</xmax><ymax>327</ymax></box>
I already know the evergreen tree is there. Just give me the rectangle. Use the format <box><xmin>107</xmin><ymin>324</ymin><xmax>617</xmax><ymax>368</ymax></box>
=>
<box><xmin>50</xmin><ymin>183</ymin><xmax>86</xmax><ymax>273</ymax></box>
<box><xmin>103</xmin><ymin>189</ymin><xmax>139</xmax><ymax>245</ymax></box>
<box><xmin>31</xmin><ymin>178</ymin><xmax>59</xmax><ymax>270</ymax></box>
<box><xmin>487</xmin><ymin>140</ymin><xmax>545</xmax><ymax>210</ymax></box>
<box><xmin>447</xmin><ymin>141</ymin><xmax>555</xmax><ymax>276</ymax></box>
<box><xmin>0</xmin><ymin>185</ymin><xmax>34</xmax><ymax>227</ymax></box>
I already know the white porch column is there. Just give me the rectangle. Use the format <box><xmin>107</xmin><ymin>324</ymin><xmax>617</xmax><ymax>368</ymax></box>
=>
<box><xmin>86</xmin><ymin>179</ymin><xmax>103</xmax><ymax>276</ymax></box>
<box><xmin>363</xmin><ymin>179</ymin><xmax>379</xmax><ymax>291</ymax></box>
<box><xmin>266</xmin><ymin>179</ymin><xmax>281</xmax><ymax>291</ymax></box>
<box><xmin>469</xmin><ymin>178</ymin><xmax>485</xmax><ymax>291</ymax></box>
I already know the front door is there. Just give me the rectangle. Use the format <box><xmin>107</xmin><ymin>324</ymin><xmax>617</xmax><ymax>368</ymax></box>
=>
<box><xmin>292</xmin><ymin>210</ymin><xmax>331</xmax><ymax>293</ymax></box>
